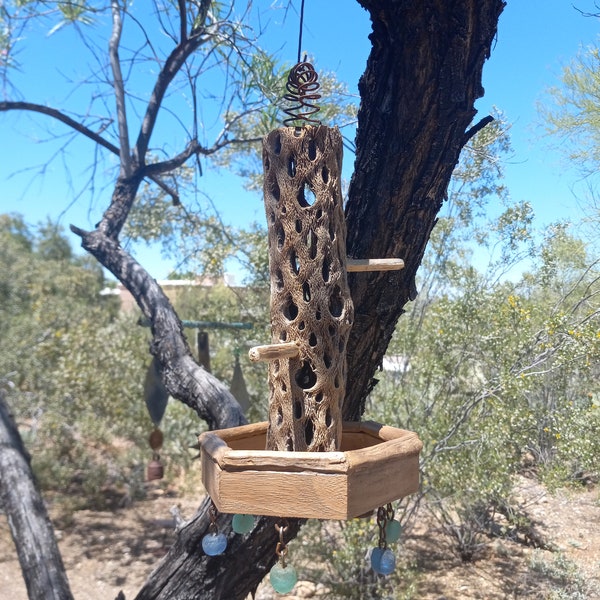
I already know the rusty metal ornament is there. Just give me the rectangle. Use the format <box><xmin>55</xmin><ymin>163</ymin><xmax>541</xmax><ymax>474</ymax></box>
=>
<box><xmin>147</xmin><ymin>427</ymin><xmax>164</xmax><ymax>481</ymax></box>
<box><xmin>146</xmin><ymin>457</ymin><xmax>164</xmax><ymax>481</ymax></box>
<box><xmin>282</xmin><ymin>58</ymin><xmax>321</xmax><ymax>127</ymax></box>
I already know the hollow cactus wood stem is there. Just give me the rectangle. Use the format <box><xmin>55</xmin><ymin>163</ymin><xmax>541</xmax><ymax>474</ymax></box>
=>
<box><xmin>262</xmin><ymin>126</ymin><xmax>353</xmax><ymax>452</ymax></box>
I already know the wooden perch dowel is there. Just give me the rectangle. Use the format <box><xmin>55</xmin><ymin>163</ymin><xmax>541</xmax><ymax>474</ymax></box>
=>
<box><xmin>248</xmin><ymin>342</ymin><xmax>300</xmax><ymax>363</ymax></box>
<box><xmin>346</xmin><ymin>258</ymin><xmax>405</xmax><ymax>272</ymax></box>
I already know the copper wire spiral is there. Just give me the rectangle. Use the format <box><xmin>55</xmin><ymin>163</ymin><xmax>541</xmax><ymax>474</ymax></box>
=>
<box><xmin>282</xmin><ymin>60</ymin><xmax>321</xmax><ymax>127</ymax></box>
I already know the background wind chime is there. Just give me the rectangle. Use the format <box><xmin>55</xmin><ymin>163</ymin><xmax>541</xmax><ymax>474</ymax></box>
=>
<box><xmin>198</xmin><ymin>1</ymin><xmax>422</xmax><ymax>593</ymax></box>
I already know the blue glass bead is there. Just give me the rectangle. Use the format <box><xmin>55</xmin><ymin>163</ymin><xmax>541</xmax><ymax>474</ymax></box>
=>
<box><xmin>270</xmin><ymin>563</ymin><xmax>298</xmax><ymax>594</ymax></box>
<box><xmin>376</xmin><ymin>549</ymin><xmax>396</xmax><ymax>575</ymax></box>
<box><xmin>385</xmin><ymin>520</ymin><xmax>402</xmax><ymax>543</ymax></box>
<box><xmin>202</xmin><ymin>532</ymin><xmax>227</xmax><ymax>556</ymax></box>
<box><xmin>232</xmin><ymin>513</ymin><xmax>254</xmax><ymax>534</ymax></box>
<box><xmin>370</xmin><ymin>547</ymin><xmax>383</xmax><ymax>572</ymax></box>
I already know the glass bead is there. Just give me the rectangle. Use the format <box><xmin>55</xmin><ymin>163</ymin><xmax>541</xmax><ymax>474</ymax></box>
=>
<box><xmin>385</xmin><ymin>519</ymin><xmax>402</xmax><ymax>543</ymax></box>
<box><xmin>232</xmin><ymin>513</ymin><xmax>254</xmax><ymax>534</ymax></box>
<box><xmin>270</xmin><ymin>563</ymin><xmax>298</xmax><ymax>594</ymax></box>
<box><xmin>371</xmin><ymin>547</ymin><xmax>396</xmax><ymax>575</ymax></box>
<box><xmin>202</xmin><ymin>532</ymin><xmax>227</xmax><ymax>556</ymax></box>
<box><xmin>370</xmin><ymin>547</ymin><xmax>384</xmax><ymax>572</ymax></box>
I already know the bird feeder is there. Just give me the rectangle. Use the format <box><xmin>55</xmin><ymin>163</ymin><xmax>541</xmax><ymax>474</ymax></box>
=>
<box><xmin>199</xmin><ymin>75</ymin><xmax>422</xmax><ymax>519</ymax></box>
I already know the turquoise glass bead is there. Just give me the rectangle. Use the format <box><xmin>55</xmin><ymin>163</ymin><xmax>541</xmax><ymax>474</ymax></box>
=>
<box><xmin>270</xmin><ymin>563</ymin><xmax>298</xmax><ymax>594</ymax></box>
<box><xmin>232</xmin><ymin>513</ymin><xmax>254</xmax><ymax>534</ymax></box>
<box><xmin>385</xmin><ymin>520</ymin><xmax>402</xmax><ymax>543</ymax></box>
<box><xmin>202</xmin><ymin>532</ymin><xmax>227</xmax><ymax>556</ymax></box>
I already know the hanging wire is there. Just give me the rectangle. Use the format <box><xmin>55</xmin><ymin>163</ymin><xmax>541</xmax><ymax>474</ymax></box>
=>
<box><xmin>282</xmin><ymin>0</ymin><xmax>321</xmax><ymax>126</ymax></box>
<box><xmin>297</xmin><ymin>0</ymin><xmax>305</xmax><ymax>63</ymax></box>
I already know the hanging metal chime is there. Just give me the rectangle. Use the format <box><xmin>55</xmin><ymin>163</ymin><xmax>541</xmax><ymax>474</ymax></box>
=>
<box><xmin>143</xmin><ymin>356</ymin><xmax>168</xmax><ymax>481</ymax></box>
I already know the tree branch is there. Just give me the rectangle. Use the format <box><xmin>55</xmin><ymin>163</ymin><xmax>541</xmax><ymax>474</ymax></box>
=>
<box><xmin>142</xmin><ymin>138</ymin><xmax>222</xmax><ymax>176</ymax></box>
<box><xmin>0</xmin><ymin>101</ymin><xmax>179</xmax><ymax>203</ymax></box>
<box><xmin>134</xmin><ymin>0</ymin><xmax>211</xmax><ymax>163</ymax></box>
<box><xmin>0</xmin><ymin>390</ymin><xmax>74</xmax><ymax>600</ymax></box>
<box><xmin>0</xmin><ymin>101</ymin><xmax>120</xmax><ymax>155</ymax></box>
<box><xmin>178</xmin><ymin>0</ymin><xmax>188</xmax><ymax>42</ymax></box>
<box><xmin>109</xmin><ymin>0</ymin><xmax>133</xmax><ymax>176</ymax></box>
<box><xmin>463</xmin><ymin>115</ymin><xmax>495</xmax><ymax>146</ymax></box>
<box><xmin>70</xmin><ymin>225</ymin><xmax>246</xmax><ymax>428</ymax></box>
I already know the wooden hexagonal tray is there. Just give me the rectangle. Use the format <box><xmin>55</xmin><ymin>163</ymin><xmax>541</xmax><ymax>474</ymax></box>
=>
<box><xmin>199</xmin><ymin>420</ymin><xmax>422</xmax><ymax>520</ymax></box>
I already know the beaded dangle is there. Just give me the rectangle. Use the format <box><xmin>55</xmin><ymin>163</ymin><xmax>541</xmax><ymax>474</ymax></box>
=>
<box><xmin>232</xmin><ymin>513</ymin><xmax>254</xmax><ymax>534</ymax></box>
<box><xmin>370</xmin><ymin>503</ymin><xmax>402</xmax><ymax>575</ymax></box>
<box><xmin>201</xmin><ymin>501</ymin><xmax>227</xmax><ymax>556</ymax></box>
<box><xmin>269</xmin><ymin>520</ymin><xmax>298</xmax><ymax>594</ymax></box>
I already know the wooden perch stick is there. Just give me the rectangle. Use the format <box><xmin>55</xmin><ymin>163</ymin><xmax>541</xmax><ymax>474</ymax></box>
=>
<box><xmin>248</xmin><ymin>342</ymin><xmax>300</xmax><ymax>363</ymax></box>
<box><xmin>346</xmin><ymin>258</ymin><xmax>405</xmax><ymax>272</ymax></box>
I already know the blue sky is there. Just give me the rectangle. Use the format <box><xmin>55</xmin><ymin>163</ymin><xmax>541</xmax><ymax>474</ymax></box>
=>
<box><xmin>1</xmin><ymin>1</ymin><xmax>599</xmax><ymax>279</ymax></box>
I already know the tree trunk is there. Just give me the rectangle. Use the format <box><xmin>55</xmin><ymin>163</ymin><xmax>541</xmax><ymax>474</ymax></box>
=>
<box><xmin>134</xmin><ymin>2</ymin><xmax>505</xmax><ymax>598</ymax></box>
<box><xmin>0</xmin><ymin>391</ymin><xmax>74</xmax><ymax>600</ymax></box>
<box><xmin>344</xmin><ymin>0</ymin><xmax>506</xmax><ymax>420</ymax></box>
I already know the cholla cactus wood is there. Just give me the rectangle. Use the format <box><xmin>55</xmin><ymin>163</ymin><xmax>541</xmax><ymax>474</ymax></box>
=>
<box><xmin>262</xmin><ymin>125</ymin><xmax>353</xmax><ymax>452</ymax></box>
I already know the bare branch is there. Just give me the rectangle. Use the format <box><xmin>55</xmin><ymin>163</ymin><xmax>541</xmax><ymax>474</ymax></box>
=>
<box><xmin>151</xmin><ymin>175</ymin><xmax>180</xmax><ymax>204</ymax></box>
<box><xmin>134</xmin><ymin>0</ymin><xmax>211</xmax><ymax>163</ymax></box>
<box><xmin>109</xmin><ymin>0</ymin><xmax>132</xmax><ymax>176</ymax></box>
<box><xmin>0</xmin><ymin>101</ymin><xmax>120</xmax><ymax>155</ymax></box>
<box><xmin>0</xmin><ymin>101</ymin><xmax>179</xmax><ymax>203</ymax></box>
<box><xmin>462</xmin><ymin>115</ymin><xmax>495</xmax><ymax>146</ymax></box>
<box><xmin>178</xmin><ymin>0</ymin><xmax>188</xmax><ymax>42</ymax></box>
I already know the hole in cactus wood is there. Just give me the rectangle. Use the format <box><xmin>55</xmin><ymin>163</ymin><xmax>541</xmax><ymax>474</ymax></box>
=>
<box><xmin>276</xmin><ymin>406</ymin><xmax>283</xmax><ymax>425</ymax></box>
<box><xmin>308</xmin><ymin>332</ymin><xmax>317</xmax><ymax>347</ymax></box>
<box><xmin>308</xmin><ymin>139</ymin><xmax>317</xmax><ymax>160</ymax></box>
<box><xmin>297</xmin><ymin>183</ymin><xmax>316</xmax><ymax>207</ymax></box>
<box><xmin>264</xmin><ymin>156</ymin><xmax>270</xmax><ymax>171</ymax></box>
<box><xmin>271</xmin><ymin>180</ymin><xmax>280</xmax><ymax>202</ymax></box>
<box><xmin>290</xmin><ymin>251</ymin><xmax>300</xmax><ymax>275</ymax></box>
<box><xmin>274</xmin><ymin>134</ymin><xmax>282</xmax><ymax>155</ymax></box>
<box><xmin>325</xmin><ymin>409</ymin><xmax>332</xmax><ymax>427</ymax></box>
<box><xmin>295</xmin><ymin>360</ymin><xmax>317</xmax><ymax>389</ymax></box>
<box><xmin>329</xmin><ymin>285</ymin><xmax>344</xmax><ymax>317</ymax></box>
<box><xmin>322</xmin><ymin>166</ymin><xmax>329</xmax><ymax>183</ymax></box>
<box><xmin>323</xmin><ymin>353</ymin><xmax>332</xmax><ymax>369</ymax></box>
<box><xmin>283</xmin><ymin>297</ymin><xmax>298</xmax><ymax>321</ymax></box>
<box><xmin>303</xmin><ymin>281</ymin><xmax>311</xmax><ymax>302</ymax></box>
<box><xmin>294</xmin><ymin>401</ymin><xmax>302</xmax><ymax>419</ymax></box>
<box><xmin>275</xmin><ymin>268</ymin><xmax>284</xmax><ymax>290</ymax></box>
<box><xmin>276</xmin><ymin>224</ymin><xmax>285</xmax><ymax>250</ymax></box>
<box><xmin>315</xmin><ymin>391</ymin><xmax>323</xmax><ymax>403</ymax></box>
<box><xmin>304</xmin><ymin>420</ymin><xmax>314</xmax><ymax>446</ymax></box>
<box><xmin>295</xmin><ymin>219</ymin><xmax>302</xmax><ymax>233</ymax></box>
<box><xmin>288</xmin><ymin>156</ymin><xmax>296</xmax><ymax>177</ymax></box>
<box><xmin>322</xmin><ymin>254</ymin><xmax>331</xmax><ymax>282</ymax></box>
<box><xmin>307</xmin><ymin>229</ymin><xmax>317</xmax><ymax>259</ymax></box>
